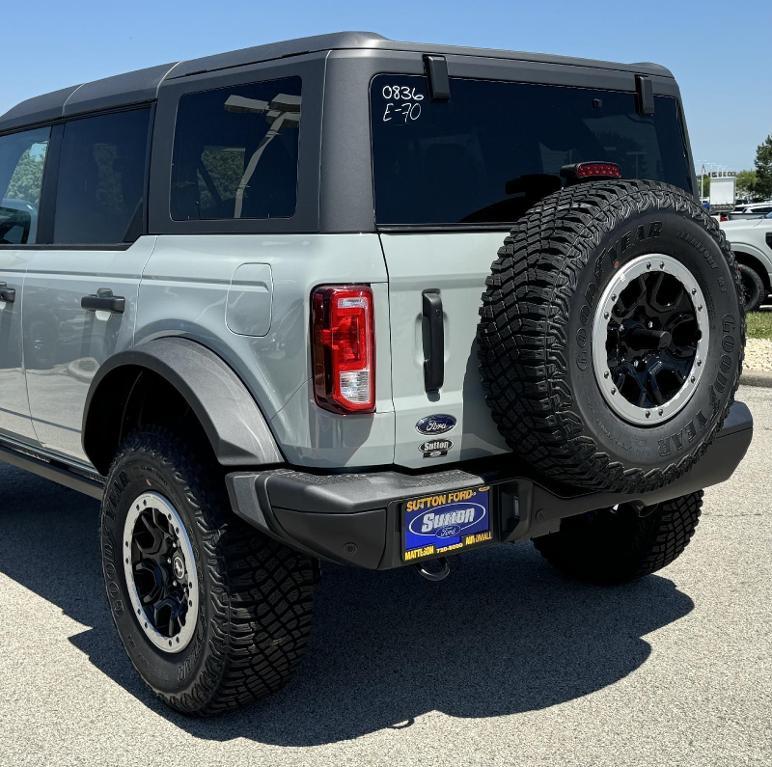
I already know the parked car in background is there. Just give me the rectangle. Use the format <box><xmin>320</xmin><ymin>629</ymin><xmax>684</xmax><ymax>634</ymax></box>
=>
<box><xmin>729</xmin><ymin>201</ymin><xmax>772</xmax><ymax>221</ymax></box>
<box><xmin>720</xmin><ymin>215</ymin><xmax>772</xmax><ymax>310</ymax></box>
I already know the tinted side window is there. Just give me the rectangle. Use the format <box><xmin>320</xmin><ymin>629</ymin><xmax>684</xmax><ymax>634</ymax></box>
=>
<box><xmin>53</xmin><ymin>108</ymin><xmax>150</xmax><ymax>244</ymax></box>
<box><xmin>171</xmin><ymin>77</ymin><xmax>301</xmax><ymax>221</ymax></box>
<box><xmin>0</xmin><ymin>127</ymin><xmax>50</xmax><ymax>245</ymax></box>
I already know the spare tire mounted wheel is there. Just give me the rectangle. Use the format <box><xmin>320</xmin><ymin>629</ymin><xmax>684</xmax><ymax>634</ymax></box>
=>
<box><xmin>478</xmin><ymin>179</ymin><xmax>744</xmax><ymax>493</ymax></box>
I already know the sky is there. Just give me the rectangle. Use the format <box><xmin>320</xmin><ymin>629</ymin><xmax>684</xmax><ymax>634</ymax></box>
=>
<box><xmin>1</xmin><ymin>0</ymin><xmax>770</xmax><ymax>171</ymax></box>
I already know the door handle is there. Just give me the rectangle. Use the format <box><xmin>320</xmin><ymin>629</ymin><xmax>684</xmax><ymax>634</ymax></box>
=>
<box><xmin>422</xmin><ymin>289</ymin><xmax>444</xmax><ymax>393</ymax></box>
<box><xmin>0</xmin><ymin>282</ymin><xmax>16</xmax><ymax>302</ymax></box>
<box><xmin>81</xmin><ymin>288</ymin><xmax>125</xmax><ymax>314</ymax></box>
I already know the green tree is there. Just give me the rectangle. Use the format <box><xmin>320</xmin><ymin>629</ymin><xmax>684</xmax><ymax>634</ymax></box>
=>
<box><xmin>753</xmin><ymin>134</ymin><xmax>772</xmax><ymax>199</ymax></box>
<box><xmin>6</xmin><ymin>149</ymin><xmax>45</xmax><ymax>205</ymax></box>
<box><xmin>735</xmin><ymin>169</ymin><xmax>757</xmax><ymax>198</ymax></box>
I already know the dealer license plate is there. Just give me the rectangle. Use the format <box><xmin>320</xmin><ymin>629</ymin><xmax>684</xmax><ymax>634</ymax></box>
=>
<box><xmin>402</xmin><ymin>486</ymin><xmax>492</xmax><ymax>562</ymax></box>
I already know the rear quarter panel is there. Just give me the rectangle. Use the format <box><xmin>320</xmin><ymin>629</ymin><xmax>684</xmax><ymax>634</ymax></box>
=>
<box><xmin>135</xmin><ymin>233</ymin><xmax>395</xmax><ymax>467</ymax></box>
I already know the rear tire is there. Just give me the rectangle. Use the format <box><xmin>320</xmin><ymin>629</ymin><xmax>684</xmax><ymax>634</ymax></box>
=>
<box><xmin>100</xmin><ymin>427</ymin><xmax>316</xmax><ymax>715</ymax></box>
<box><xmin>737</xmin><ymin>263</ymin><xmax>764</xmax><ymax>312</ymax></box>
<box><xmin>533</xmin><ymin>491</ymin><xmax>703</xmax><ymax>584</ymax></box>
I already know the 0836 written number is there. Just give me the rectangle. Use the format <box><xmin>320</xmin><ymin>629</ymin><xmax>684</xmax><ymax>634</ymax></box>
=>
<box><xmin>381</xmin><ymin>84</ymin><xmax>424</xmax><ymax>123</ymax></box>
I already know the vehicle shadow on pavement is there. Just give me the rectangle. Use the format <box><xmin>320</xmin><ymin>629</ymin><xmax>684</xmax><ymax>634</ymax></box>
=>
<box><xmin>0</xmin><ymin>465</ymin><xmax>695</xmax><ymax>746</ymax></box>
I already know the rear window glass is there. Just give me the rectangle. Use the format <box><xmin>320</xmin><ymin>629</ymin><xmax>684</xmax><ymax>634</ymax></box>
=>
<box><xmin>171</xmin><ymin>76</ymin><xmax>301</xmax><ymax>221</ymax></box>
<box><xmin>371</xmin><ymin>75</ymin><xmax>692</xmax><ymax>226</ymax></box>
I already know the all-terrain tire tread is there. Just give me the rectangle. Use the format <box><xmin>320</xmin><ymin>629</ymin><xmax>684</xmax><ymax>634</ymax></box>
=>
<box><xmin>478</xmin><ymin>179</ymin><xmax>745</xmax><ymax>493</ymax></box>
<box><xmin>104</xmin><ymin>427</ymin><xmax>316</xmax><ymax>716</ymax></box>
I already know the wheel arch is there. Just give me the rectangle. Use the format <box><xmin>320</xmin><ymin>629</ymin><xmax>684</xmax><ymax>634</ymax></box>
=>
<box><xmin>731</xmin><ymin>249</ymin><xmax>772</xmax><ymax>293</ymax></box>
<box><xmin>83</xmin><ymin>337</ymin><xmax>283</xmax><ymax>475</ymax></box>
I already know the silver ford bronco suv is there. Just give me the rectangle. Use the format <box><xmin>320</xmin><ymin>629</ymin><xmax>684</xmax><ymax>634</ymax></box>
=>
<box><xmin>0</xmin><ymin>32</ymin><xmax>752</xmax><ymax>715</ymax></box>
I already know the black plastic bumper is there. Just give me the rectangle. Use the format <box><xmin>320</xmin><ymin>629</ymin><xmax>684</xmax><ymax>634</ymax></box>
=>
<box><xmin>226</xmin><ymin>401</ymin><xmax>753</xmax><ymax>570</ymax></box>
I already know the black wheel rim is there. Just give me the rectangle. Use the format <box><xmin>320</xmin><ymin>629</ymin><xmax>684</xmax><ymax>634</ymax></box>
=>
<box><xmin>592</xmin><ymin>254</ymin><xmax>709</xmax><ymax>425</ymax></box>
<box><xmin>123</xmin><ymin>492</ymin><xmax>198</xmax><ymax>652</ymax></box>
<box><xmin>606</xmin><ymin>270</ymin><xmax>700</xmax><ymax>410</ymax></box>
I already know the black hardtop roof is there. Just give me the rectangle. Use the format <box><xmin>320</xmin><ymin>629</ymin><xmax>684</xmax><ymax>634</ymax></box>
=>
<box><xmin>0</xmin><ymin>31</ymin><xmax>674</xmax><ymax>133</ymax></box>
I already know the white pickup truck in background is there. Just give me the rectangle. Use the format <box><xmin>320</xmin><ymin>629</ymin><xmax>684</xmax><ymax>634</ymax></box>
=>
<box><xmin>720</xmin><ymin>211</ymin><xmax>772</xmax><ymax>311</ymax></box>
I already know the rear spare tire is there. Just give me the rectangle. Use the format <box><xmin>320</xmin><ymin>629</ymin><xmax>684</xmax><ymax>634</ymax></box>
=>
<box><xmin>478</xmin><ymin>180</ymin><xmax>744</xmax><ymax>493</ymax></box>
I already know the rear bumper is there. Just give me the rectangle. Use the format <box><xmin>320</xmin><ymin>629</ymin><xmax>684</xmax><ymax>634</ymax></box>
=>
<box><xmin>226</xmin><ymin>401</ymin><xmax>753</xmax><ymax>570</ymax></box>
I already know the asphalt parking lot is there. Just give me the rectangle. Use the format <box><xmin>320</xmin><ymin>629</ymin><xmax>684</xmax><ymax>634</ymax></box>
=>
<box><xmin>0</xmin><ymin>385</ymin><xmax>770</xmax><ymax>767</ymax></box>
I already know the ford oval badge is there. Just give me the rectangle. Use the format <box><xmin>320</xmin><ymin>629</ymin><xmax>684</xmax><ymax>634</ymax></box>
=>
<box><xmin>415</xmin><ymin>414</ymin><xmax>456</xmax><ymax>436</ymax></box>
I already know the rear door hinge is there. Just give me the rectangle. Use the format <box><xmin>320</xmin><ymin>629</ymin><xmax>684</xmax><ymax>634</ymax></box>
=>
<box><xmin>423</xmin><ymin>55</ymin><xmax>450</xmax><ymax>101</ymax></box>
<box><xmin>635</xmin><ymin>74</ymin><xmax>655</xmax><ymax>116</ymax></box>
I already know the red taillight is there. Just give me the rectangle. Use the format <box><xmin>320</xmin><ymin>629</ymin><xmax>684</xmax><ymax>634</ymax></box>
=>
<box><xmin>574</xmin><ymin>162</ymin><xmax>623</xmax><ymax>179</ymax></box>
<box><xmin>311</xmin><ymin>286</ymin><xmax>375</xmax><ymax>413</ymax></box>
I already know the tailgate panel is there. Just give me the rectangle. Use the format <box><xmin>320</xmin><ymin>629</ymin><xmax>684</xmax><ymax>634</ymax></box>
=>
<box><xmin>380</xmin><ymin>232</ymin><xmax>511</xmax><ymax>469</ymax></box>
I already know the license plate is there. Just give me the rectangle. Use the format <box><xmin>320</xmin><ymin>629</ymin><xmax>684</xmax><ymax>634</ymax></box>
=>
<box><xmin>402</xmin><ymin>486</ymin><xmax>492</xmax><ymax>562</ymax></box>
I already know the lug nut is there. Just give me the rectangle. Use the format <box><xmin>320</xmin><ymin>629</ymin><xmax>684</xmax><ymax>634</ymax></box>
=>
<box><xmin>658</xmin><ymin>408</ymin><xmax>664</xmax><ymax>416</ymax></box>
<box><xmin>603</xmin><ymin>371</ymin><xmax>609</xmax><ymax>379</ymax></box>
<box><xmin>645</xmin><ymin>411</ymin><xmax>651</xmax><ymax>418</ymax></box>
<box><xmin>659</xmin><ymin>261</ymin><xmax>664</xmax><ymax>269</ymax></box>
<box><xmin>611</xmin><ymin>388</ymin><xmax>616</xmax><ymax>395</ymax></box>
<box><xmin>646</xmin><ymin>262</ymin><xmax>651</xmax><ymax>269</ymax></box>
<box><xmin>690</xmin><ymin>376</ymin><xmax>696</xmax><ymax>383</ymax></box>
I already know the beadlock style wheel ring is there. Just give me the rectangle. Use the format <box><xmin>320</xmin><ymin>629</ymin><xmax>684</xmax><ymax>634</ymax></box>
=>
<box><xmin>592</xmin><ymin>253</ymin><xmax>709</xmax><ymax>426</ymax></box>
<box><xmin>122</xmin><ymin>492</ymin><xmax>199</xmax><ymax>653</ymax></box>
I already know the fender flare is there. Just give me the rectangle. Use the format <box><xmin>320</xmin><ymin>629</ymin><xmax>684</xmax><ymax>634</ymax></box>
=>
<box><xmin>83</xmin><ymin>337</ymin><xmax>283</xmax><ymax>473</ymax></box>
